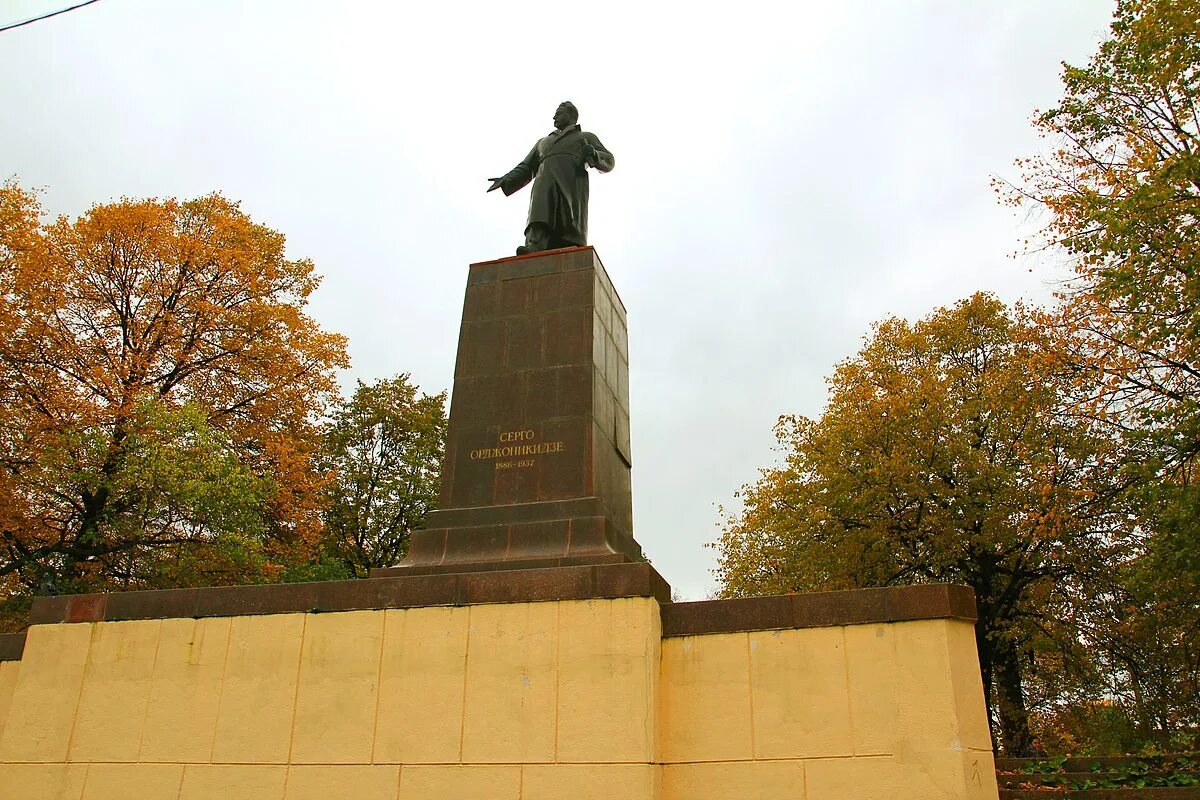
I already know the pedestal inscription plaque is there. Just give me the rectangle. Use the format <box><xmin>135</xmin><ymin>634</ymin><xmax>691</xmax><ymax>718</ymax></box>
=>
<box><xmin>374</xmin><ymin>246</ymin><xmax>641</xmax><ymax>576</ymax></box>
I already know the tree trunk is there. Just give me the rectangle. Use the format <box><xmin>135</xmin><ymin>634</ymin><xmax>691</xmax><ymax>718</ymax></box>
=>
<box><xmin>1127</xmin><ymin>664</ymin><xmax>1153</xmax><ymax>740</ymax></box>
<box><xmin>993</xmin><ymin>636</ymin><xmax>1036</xmax><ymax>756</ymax></box>
<box><xmin>974</xmin><ymin>620</ymin><xmax>999</xmax><ymax>750</ymax></box>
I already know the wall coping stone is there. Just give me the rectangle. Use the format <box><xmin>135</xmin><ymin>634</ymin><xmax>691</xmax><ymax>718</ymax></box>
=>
<box><xmin>661</xmin><ymin>583</ymin><xmax>977</xmax><ymax>637</ymax></box>
<box><xmin>18</xmin><ymin>570</ymin><xmax>975</xmax><ymax>657</ymax></box>
<box><xmin>27</xmin><ymin>562</ymin><xmax>672</xmax><ymax>626</ymax></box>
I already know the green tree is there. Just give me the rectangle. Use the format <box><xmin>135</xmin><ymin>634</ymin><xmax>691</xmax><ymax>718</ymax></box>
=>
<box><xmin>319</xmin><ymin>375</ymin><xmax>447</xmax><ymax>576</ymax></box>
<box><xmin>0</xmin><ymin>399</ymin><xmax>277</xmax><ymax>629</ymax></box>
<box><xmin>713</xmin><ymin>294</ymin><xmax>1128</xmax><ymax>755</ymax></box>
<box><xmin>36</xmin><ymin>400</ymin><xmax>274</xmax><ymax>586</ymax></box>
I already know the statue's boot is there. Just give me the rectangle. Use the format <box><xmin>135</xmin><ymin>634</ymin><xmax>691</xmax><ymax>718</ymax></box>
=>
<box><xmin>518</xmin><ymin>223</ymin><xmax>551</xmax><ymax>256</ymax></box>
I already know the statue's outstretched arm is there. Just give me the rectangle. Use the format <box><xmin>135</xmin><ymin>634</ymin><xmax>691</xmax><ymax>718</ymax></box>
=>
<box><xmin>487</xmin><ymin>145</ymin><xmax>539</xmax><ymax>195</ymax></box>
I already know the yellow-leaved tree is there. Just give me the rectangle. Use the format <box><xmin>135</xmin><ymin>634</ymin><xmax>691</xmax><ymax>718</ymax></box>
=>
<box><xmin>713</xmin><ymin>293</ymin><xmax>1129</xmax><ymax>755</ymax></box>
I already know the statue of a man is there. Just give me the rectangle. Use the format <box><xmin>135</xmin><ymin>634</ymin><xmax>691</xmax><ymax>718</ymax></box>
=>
<box><xmin>488</xmin><ymin>101</ymin><xmax>614</xmax><ymax>255</ymax></box>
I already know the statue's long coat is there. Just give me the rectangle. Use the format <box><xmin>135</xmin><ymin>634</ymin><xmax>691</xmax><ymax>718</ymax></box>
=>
<box><xmin>497</xmin><ymin>124</ymin><xmax>614</xmax><ymax>246</ymax></box>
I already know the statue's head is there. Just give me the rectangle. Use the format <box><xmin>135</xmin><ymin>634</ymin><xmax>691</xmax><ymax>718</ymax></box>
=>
<box><xmin>553</xmin><ymin>101</ymin><xmax>579</xmax><ymax>130</ymax></box>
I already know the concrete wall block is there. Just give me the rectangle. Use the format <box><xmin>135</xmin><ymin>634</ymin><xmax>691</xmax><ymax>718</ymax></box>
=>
<box><xmin>179</xmin><ymin>764</ymin><xmax>287</xmax><ymax>800</ymax></box>
<box><xmin>945</xmin><ymin>620</ymin><xmax>995</xmax><ymax>752</ymax></box>
<box><xmin>521</xmin><ymin>763</ymin><xmax>655</xmax><ymax>800</ymax></box>
<box><xmin>69</xmin><ymin>620</ymin><xmax>162</xmax><ymax>762</ymax></box>
<box><xmin>211</xmin><ymin>614</ymin><xmax>305</xmax><ymax>764</ymax></box>
<box><xmin>556</xmin><ymin>598</ymin><xmax>659</xmax><ymax>762</ymax></box>
<box><xmin>139</xmin><ymin>617</ymin><xmax>230</xmax><ymax>762</ymax></box>
<box><xmin>892</xmin><ymin>619</ymin><xmax>961</xmax><ymax>754</ymax></box>
<box><xmin>661</xmin><ymin>760</ymin><xmax>805</xmax><ymax>800</ymax></box>
<box><xmin>398</xmin><ymin>765</ymin><xmax>521</xmax><ymax>800</ymax></box>
<box><xmin>283</xmin><ymin>765</ymin><xmax>399</xmax><ymax>800</ymax></box>
<box><xmin>0</xmin><ymin>763</ymin><xmax>88</xmax><ymax>800</ymax></box>
<box><xmin>460</xmin><ymin>603</ymin><xmax>558</xmax><ymax>763</ymax></box>
<box><xmin>374</xmin><ymin>606</ymin><xmax>469</xmax><ymax>764</ymax></box>
<box><xmin>0</xmin><ymin>624</ymin><xmax>92</xmax><ymax>762</ymax></box>
<box><xmin>659</xmin><ymin>632</ymin><xmax>753</xmax><ymax>762</ymax></box>
<box><xmin>82</xmin><ymin>763</ymin><xmax>184</xmax><ymax>799</ymax></box>
<box><xmin>290</xmin><ymin>610</ymin><xmax>385</xmax><ymax>764</ymax></box>
<box><xmin>0</xmin><ymin>660</ymin><xmax>21</xmax><ymax>741</ymax></box>
<box><xmin>749</xmin><ymin>626</ymin><xmax>853</xmax><ymax>758</ymax></box>
<box><xmin>844</xmin><ymin>622</ymin><xmax>901</xmax><ymax>755</ymax></box>
<box><xmin>807</xmin><ymin>752</ymin><xmax>997</xmax><ymax>800</ymax></box>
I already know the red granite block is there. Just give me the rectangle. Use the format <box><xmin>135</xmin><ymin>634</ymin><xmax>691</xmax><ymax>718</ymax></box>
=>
<box><xmin>66</xmin><ymin>593</ymin><xmax>107</xmax><ymax>623</ymax></box>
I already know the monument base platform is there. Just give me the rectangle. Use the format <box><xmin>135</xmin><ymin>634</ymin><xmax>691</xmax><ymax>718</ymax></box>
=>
<box><xmin>386</xmin><ymin>497</ymin><xmax>642</xmax><ymax>575</ymax></box>
<box><xmin>0</xmin><ymin>571</ymin><xmax>998</xmax><ymax>800</ymax></box>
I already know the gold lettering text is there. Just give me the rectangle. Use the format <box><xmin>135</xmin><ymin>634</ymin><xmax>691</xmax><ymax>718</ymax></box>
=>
<box><xmin>469</xmin><ymin>430</ymin><xmax>566</xmax><ymax>461</ymax></box>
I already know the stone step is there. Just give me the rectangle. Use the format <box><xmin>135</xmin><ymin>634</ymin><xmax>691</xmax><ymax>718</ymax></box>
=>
<box><xmin>999</xmin><ymin>770</ymin><xmax>1179</xmax><ymax>788</ymax></box>
<box><xmin>996</xmin><ymin>754</ymin><xmax>1200</xmax><ymax>773</ymax></box>
<box><xmin>1000</xmin><ymin>789</ymin><xmax>1200</xmax><ymax>799</ymax></box>
<box><xmin>996</xmin><ymin>752</ymin><xmax>1200</xmax><ymax>797</ymax></box>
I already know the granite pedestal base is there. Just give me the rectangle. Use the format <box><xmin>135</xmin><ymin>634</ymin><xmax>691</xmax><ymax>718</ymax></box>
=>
<box><xmin>382</xmin><ymin>247</ymin><xmax>641</xmax><ymax>576</ymax></box>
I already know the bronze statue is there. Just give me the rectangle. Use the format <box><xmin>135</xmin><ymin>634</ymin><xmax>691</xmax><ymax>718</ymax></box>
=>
<box><xmin>488</xmin><ymin>101</ymin><xmax>614</xmax><ymax>255</ymax></box>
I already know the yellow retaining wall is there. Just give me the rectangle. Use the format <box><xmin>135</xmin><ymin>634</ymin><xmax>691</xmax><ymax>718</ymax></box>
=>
<box><xmin>0</xmin><ymin>598</ymin><xmax>996</xmax><ymax>799</ymax></box>
<box><xmin>659</xmin><ymin>619</ymin><xmax>997</xmax><ymax>800</ymax></box>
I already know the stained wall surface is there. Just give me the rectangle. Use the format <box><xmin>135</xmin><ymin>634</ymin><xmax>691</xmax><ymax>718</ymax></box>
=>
<box><xmin>0</xmin><ymin>595</ymin><xmax>997</xmax><ymax>800</ymax></box>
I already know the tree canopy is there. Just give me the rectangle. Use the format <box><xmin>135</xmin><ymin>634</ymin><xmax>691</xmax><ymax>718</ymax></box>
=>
<box><xmin>1005</xmin><ymin>0</ymin><xmax>1200</xmax><ymax>747</ymax></box>
<box><xmin>0</xmin><ymin>182</ymin><xmax>349</xmax><ymax>606</ymax></box>
<box><xmin>713</xmin><ymin>293</ymin><xmax>1129</xmax><ymax>754</ymax></box>
<box><xmin>717</xmin><ymin>0</ymin><xmax>1200</xmax><ymax>757</ymax></box>
<box><xmin>1010</xmin><ymin>0</ymin><xmax>1200</xmax><ymax>597</ymax></box>
<box><xmin>318</xmin><ymin>374</ymin><xmax>447</xmax><ymax>577</ymax></box>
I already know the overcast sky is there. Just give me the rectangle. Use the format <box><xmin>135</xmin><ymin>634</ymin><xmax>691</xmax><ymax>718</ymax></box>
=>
<box><xmin>2</xmin><ymin>0</ymin><xmax>1115</xmax><ymax>599</ymax></box>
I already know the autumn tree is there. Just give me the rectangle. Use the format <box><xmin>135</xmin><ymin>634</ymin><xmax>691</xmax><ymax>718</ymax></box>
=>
<box><xmin>318</xmin><ymin>374</ymin><xmax>446</xmax><ymax>577</ymax></box>
<box><xmin>713</xmin><ymin>294</ymin><xmax>1129</xmax><ymax>755</ymax></box>
<box><xmin>1009</xmin><ymin>0</ymin><xmax>1200</xmax><ymax>590</ymax></box>
<box><xmin>0</xmin><ymin>181</ymin><xmax>348</xmax><ymax>602</ymax></box>
<box><xmin>1005</xmin><ymin>0</ymin><xmax>1200</xmax><ymax>746</ymax></box>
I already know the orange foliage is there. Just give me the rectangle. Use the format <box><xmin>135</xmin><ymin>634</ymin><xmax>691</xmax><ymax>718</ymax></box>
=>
<box><xmin>0</xmin><ymin>181</ymin><xmax>349</xmax><ymax>596</ymax></box>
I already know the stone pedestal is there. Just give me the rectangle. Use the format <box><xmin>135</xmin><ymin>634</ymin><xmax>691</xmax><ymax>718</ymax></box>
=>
<box><xmin>375</xmin><ymin>247</ymin><xmax>640</xmax><ymax>576</ymax></box>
